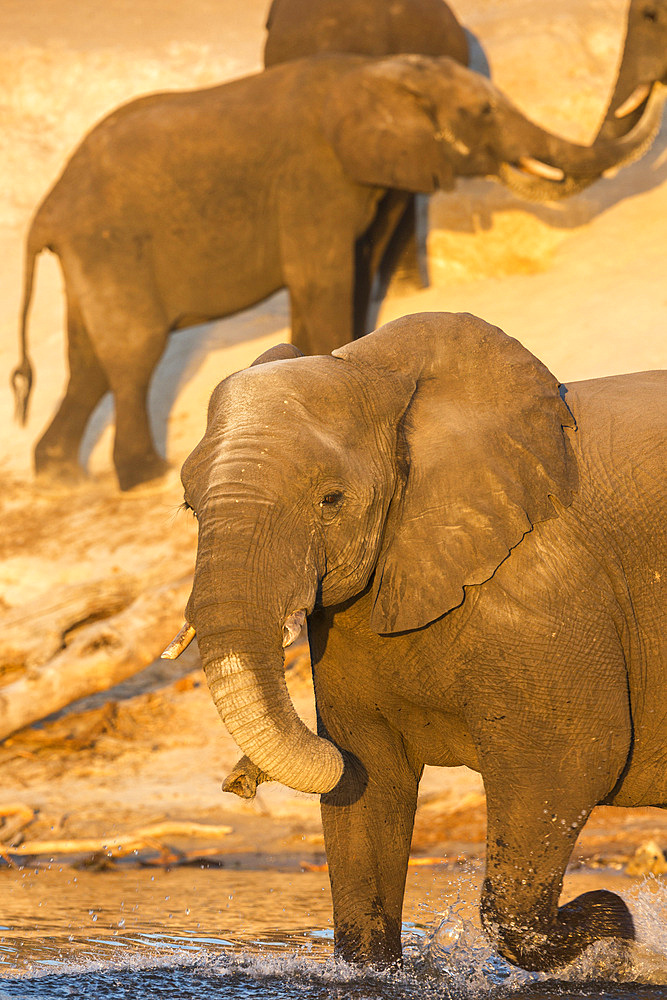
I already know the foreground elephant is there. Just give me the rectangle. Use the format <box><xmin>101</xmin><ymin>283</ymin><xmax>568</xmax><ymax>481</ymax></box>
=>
<box><xmin>597</xmin><ymin>0</ymin><xmax>667</xmax><ymax>139</ymax></box>
<box><xmin>12</xmin><ymin>55</ymin><xmax>663</xmax><ymax>490</ymax></box>
<box><xmin>166</xmin><ymin>311</ymin><xmax>666</xmax><ymax>971</ymax></box>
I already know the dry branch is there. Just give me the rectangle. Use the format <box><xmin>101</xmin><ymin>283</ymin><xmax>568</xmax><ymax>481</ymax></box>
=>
<box><xmin>0</xmin><ymin>575</ymin><xmax>192</xmax><ymax>742</ymax></box>
<box><xmin>0</xmin><ymin>569</ymin><xmax>185</xmax><ymax>678</ymax></box>
<box><xmin>6</xmin><ymin>820</ymin><xmax>233</xmax><ymax>857</ymax></box>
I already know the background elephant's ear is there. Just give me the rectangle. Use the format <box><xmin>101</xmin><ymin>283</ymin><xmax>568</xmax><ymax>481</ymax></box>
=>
<box><xmin>250</xmin><ymin>343</ymin><xmax>304</xmax><ymax>366</ymax></box>
<box><xmin>334</xmin><ymin>312</ymin><xmax>578</xmax><ymax>633</ymax></box>
<box><xmin>323</xmin><ymin>56</ymin><xmax>456</xmax><ymax>193</ymax></box>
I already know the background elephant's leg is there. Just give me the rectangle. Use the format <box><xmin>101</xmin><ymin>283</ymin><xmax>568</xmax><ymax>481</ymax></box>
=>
<box><xmin>82</xmin><ymin>285</ymin><xmax>169</xmax><ymax>490</ymax></box>
<box><xmin>376</xmin><ymin>195</ymin><xmax>428</xmax><ymax>297</ymax></box>
<box><xmin>34</xmin><ymin>300</ymin><xmax>109</xmax><ymax>483</ymax></box>
<box><xmin>318</xmin><ymin>710</ymin><xmax>421</xmax><ymax>967</ymax></box>
<box><xmin>354</xmin><ymin>191</ymin><xmax>414</xmax><ymax>337</ymax></box>
<box><xmin>287</xmin><ymin>259</ymin><xmax>356</xmax><ymax>355</ymax></box>
<box><xmin>481</xmin><ymin>778</ymin><xmax>634</xmax><ymax>971</ymax></box>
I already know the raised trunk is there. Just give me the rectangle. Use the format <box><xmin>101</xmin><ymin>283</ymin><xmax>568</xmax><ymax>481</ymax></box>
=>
<box><xmin>595</xmin><ymin>0</ymin><xmax>667</xmax><ymax>142</ymax></box>
<box><xmin>499</xmin><ymin>85</ymin><xmax>666</xmax><ymax>201</ymax></box>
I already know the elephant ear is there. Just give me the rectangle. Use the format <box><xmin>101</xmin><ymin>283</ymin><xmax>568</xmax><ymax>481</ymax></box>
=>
<box><xmin>323</xmin><ymin>56</ymin><xmax>456</xmax><ymax>193</ymax></box>
<box><xmin>332</xmin><ymin>312</ymin><xmax>577</xmax><ymax>633</ymax></box>
<box><xmin>250</xmin><ymin>342</ymin><xmax>304</xmax><ymax>366</ymax></box>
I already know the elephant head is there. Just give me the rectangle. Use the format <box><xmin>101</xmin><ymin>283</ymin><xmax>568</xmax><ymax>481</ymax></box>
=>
<box><xmin>170</xmin><ymin>313</ymin><xmax>578</xmax><ymax>796</ymax></box>
<box><xmin>322</xmin><ymin>56</ymin><xmax>666</xmax><ymax>201</ymax></box>
<box><xmin>597</xmin><ymin>0</ymin><xmax>667</xmax><ymax>140</ymax></box>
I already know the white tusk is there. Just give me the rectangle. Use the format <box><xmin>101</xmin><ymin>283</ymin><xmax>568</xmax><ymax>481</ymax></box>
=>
<box><xmin>518</xmin><ymin>156</ymin><xmax>565</xmax><ymax>181</ymax></box>
<box><xmin>161</xmin><ymin>622</ymin><xmax>196</xmax><ymax>659</ymax></box>
<box><xmin>282</xmin><ymin>609</ymin><xmax>306</xmax><ymax>648</ymax></box>
<box><xmin>614</xmin><ymin>83</ymin><xmax>652</xmax><ymax>119</ymax></box>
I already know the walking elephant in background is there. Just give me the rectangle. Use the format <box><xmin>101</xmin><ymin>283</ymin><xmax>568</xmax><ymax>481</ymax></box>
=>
<box><xmin>12</xmin><ymin>54</ymin><xmax>664</xmax><ymax>490</ymax></box>
<box><xmin>164</xmin><ymin>310</ymin><xmax>666</xmax><ymax>972</ymax></box>
<box><xmin>597</xmin><ymin>0</ymin><xmax>667</xmax><ymax>140</ymax></box>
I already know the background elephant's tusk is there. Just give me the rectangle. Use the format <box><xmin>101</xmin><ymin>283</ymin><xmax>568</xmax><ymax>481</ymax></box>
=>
<box><xmin>518</xmin><ymin>156</ymin><xmax>565</xmax><ymax>181</ymax></box>
<box><xmin>161</xmin><ymin>622</ymin><xmax>196</xmax><ymax>659</ymax></box>
<box><xmin>282</xmin><ymin>609</ymin><xmax>306</xmax><ymax>648</ymax></box>
<box><xmin>614</xmin><ymin>83</ymin><xmax>652</xmax><ymax>118</ymax></box>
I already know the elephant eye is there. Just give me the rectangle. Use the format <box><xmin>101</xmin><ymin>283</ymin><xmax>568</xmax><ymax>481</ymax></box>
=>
<box><xmin>318</xmin><ymin>491</ymin><xmax>344</xmax><ymax>521</ymax></box>
<box><xmin>643</xmin><ymin>6</ymin><xmax>657</xmax><ymax>21</ymax></box>
<box><xmin>180</xmin><ymin>498</ymin><xmax>198</xmax><ymax>520</ymax></box>
<box><xmin>319</xmin><ymin>491</ymin><xmax>344</xmax><ymax>508</ymax></box>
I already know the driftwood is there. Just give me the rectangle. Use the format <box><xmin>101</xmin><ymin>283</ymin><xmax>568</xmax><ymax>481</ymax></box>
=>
<box><xmin>5</xmin><ymin>820</ymin><xmax>233</xmax><ymax>858</ymax></box>
<box><xmin>0</xmin><ymin>575</ymin><xmax>143</xmax><ymax>678</ymax></box>
<box><xmin>0</xmin><ymin>575</ymin><xmax>193</xmax><ymax>742</ymax></box>
<box><xmin>0</xmin><ymin>802</ymin><xmax>36</xmax><ymax>843</ymax></box>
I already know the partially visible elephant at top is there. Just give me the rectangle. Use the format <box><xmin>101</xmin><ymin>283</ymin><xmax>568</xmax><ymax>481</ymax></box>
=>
<box><xmin>597</xmin><ymin>0</ymin><xmax>667</xmax><ymax>139</ymax></box>
<box><xmin>166</xmin><ymin>310</ymin><xmax>666</xmax><ymax>972</ymax></box>
<box><xmin>12</xmin><ymin>54</ymin><xmax>664</xmax><ymax>490</ymax></box>
<box><xmin>264</xmin><ymin>0</ymin><xmax>472</xmax><ymax>298</ymax></box>
<box><xmin>263</xmin><ymin>0</ymin><xmax>469</xmax><ymax>68</ymax></box>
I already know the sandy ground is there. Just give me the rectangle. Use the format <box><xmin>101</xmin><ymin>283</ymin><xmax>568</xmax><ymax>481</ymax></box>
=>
<box><xmin>0</xmin><ymin>0</ymin><xmax>665</xmax><ymax>872</ymax></box>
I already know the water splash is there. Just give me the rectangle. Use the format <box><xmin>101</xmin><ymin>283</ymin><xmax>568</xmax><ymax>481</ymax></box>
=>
<box><xmin>406</xmin><ymin>875</ymin><xmax>667</xmax><ymax>997</ymax></box>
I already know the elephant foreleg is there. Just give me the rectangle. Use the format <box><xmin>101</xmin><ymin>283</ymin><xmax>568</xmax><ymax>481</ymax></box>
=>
<box><xmin>375</xmin><ymin>194</ymin><xmax>428</xmax><ymax>299</ymax></box>
<box><xmin>318</xmin><ymin>709</ymin><xmax>421</xmax><ymax>967</ymax></box>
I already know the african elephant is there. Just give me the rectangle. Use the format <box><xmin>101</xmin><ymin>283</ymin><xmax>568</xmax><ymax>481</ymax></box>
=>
<box><xmin>263</xmin><ymin>0</ymin><xmax>471</xmax><ymax>296</ymax></box>
<box><xmin>263</xmin><ymin>0</ymin><xmax>469</xmax><ymax>68</ymax></box>
<box><xmin>165</xmin><ymin>311</ymin><xmax>666</xmax><ymax>972</ymax></box>
<box><xmin>597</xmin><ymin>0</ymin><xmax>667</xmax><ymax>140</ymax></box>
<box><xmin>12</xmin><ymin>55</ymin><xmax>664</xmax><ymax>490</ymax></box>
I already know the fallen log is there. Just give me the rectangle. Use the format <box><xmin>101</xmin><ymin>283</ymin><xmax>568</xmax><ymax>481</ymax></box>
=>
<box><xmin>0</xmin><ymin>575</ymin><xmax>141</xmax><ymax>679</ymax></box>
<box><xmin>5</xmin><ymin>820</ymin><xmax>233</xmax><ymax>857</ymax></box>
<box><xmin>0</xmin><ymin>575</ymin><xmax>193</xmax><ymax>742</ymax></box>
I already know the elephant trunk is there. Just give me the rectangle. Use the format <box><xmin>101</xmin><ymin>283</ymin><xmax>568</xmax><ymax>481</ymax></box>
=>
<box><xmin>595</xmin><ymin>8</ymin><xmax>667</xmax><ymax>142</ymax></box>
<box><xmin>202</xmin><ymin>641</ymin><xmax>343</xmax><ymax>794</ymax></box>
<box><xmin>499</xmin><ymin>84</ymin><xmax>666</xmax><ymax>201</ymax></box>
<box><xmin>187</xmin><ymin>528</ymin><xmax>344</xmax><ymax>795</ymax></box>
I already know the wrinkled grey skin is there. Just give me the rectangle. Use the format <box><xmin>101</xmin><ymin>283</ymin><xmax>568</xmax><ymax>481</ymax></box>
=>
<box><xmin>597</xmin><ymin>0</ymin><xmax>667</xmax><ymax>140</ymax></box>
<box><xmin>264</xmin><ymin>0</ymin><xmax>470</xmax><ymax>297</ymax></box>
<box><xmin>179</xmin><ymin>311</ymin><xmax>666</xmax><ymax>972</ymax></box>
<box><xmin>12</xmin><ymin>55</ymin><xmax>664</xmax><ymax>490</ymax></box>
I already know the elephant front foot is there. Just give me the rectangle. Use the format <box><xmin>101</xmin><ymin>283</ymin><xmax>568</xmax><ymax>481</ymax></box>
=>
<box><xmin>34</xmin><ymin>446</ymin><xmax>86</xmax><ymax>487</ymax></box>
<box><xmin>483</xmin><ymin>888</ymin><xmax>634</xmax><ymax>972</ymax></box>
<box><xmin>222</xmin><ymin>755</ymin><xmax>270</xmax><ymax>799</ymax></box>
<box><xmin>115</xmin><ymin>453</ymin><xmax>170</xmax><ymax>491</ymax></box>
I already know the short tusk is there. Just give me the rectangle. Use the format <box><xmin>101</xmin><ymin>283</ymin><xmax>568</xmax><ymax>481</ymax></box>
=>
<box><xmin>161</xmin><ymin>622</ymin><xmax>196</xmax><ymax>659</ymax></box>
<box><xmin>518</xmin><ymin>156</ymin><xmax>565</xmax><ymax>181</ymax></box>
<box><xmin>282</xmin><ymin>609</ymin><xmax>306</xmax><ymax>648</ymax></box>
<box><xmin>614</xmin><ymin>83</ymin><xmax>652</xmax><ymax>119</ymax></box>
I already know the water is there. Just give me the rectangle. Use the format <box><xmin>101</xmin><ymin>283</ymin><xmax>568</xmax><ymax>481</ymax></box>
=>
<box><xmin>0</xmin><ymin>862</ymin><xmax>665</xmax><ymax>999</ymax></box>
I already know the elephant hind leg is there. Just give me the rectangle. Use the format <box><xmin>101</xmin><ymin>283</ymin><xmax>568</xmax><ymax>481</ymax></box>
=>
<box><xmin>481</xmin><ymin>781</ymin><xmax>634</xmax><ymax>971</ymax></box>
<box><xmin>34</xmin><ymin>298</ymin><xmax>109</xmax><ymax>483</ymax></box>
<box><xmin>78</xmin><ymin>276</ymin><xmax>170</xmax><ymax>491</ymax></box>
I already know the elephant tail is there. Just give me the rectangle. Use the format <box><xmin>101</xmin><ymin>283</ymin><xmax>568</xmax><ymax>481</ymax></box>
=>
<box><xmin>11</xmin><ymin>224</ymin><xmax>43</xmax><ymax>426</ymax></box>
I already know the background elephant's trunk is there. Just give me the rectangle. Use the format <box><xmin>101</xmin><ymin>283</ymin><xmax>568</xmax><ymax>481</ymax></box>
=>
<box><xmin>595</xmin><ymin>4</ymin><xmax>667</xmax><ymax>142</ymax></box>
<box><xmin>499</xmin><ymin>85</ymin><xmax>666</xmax><ymax>201</ymax></box>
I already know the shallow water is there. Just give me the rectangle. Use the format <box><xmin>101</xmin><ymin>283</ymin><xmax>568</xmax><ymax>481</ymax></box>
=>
<box><xmin>0</xmin><ymin>863</ymin><xmax>665</xmax><ymax>999</ymax></box>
